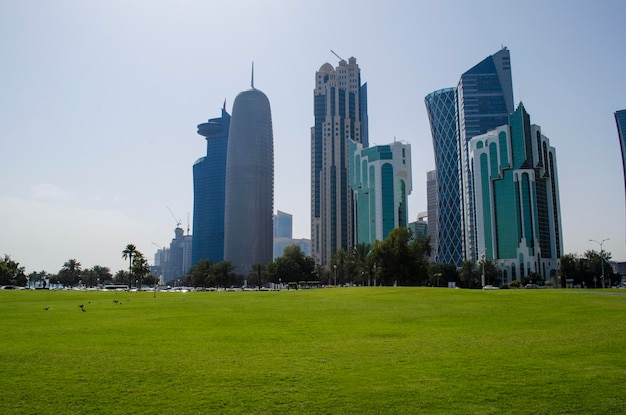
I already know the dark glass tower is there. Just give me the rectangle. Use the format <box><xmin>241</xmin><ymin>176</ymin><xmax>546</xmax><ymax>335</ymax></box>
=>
<box><xmin>616</xmin><ymin>110</ymin><xmax>626</xmax><ymax>196</ymax></box>
<box><xmin>425</xmin><ymin>88</ymin><xmax>463</xmax><ymax>266</ymax></box>
<box><xmin>311</xmin><ymin>56</ymin><xmax>368</xmax><ymax>267</ymax></box>
<box><xmin>223</xmin><ymin>75</ymin><xmax>273</xmax><ymax>276</ymax></box>
<box><xmin>192</xmin><ymin>104</ymin><xmax>230</xmax><ymax>266</ymax></box>
<box><xmin>457</xmin><ymin>47</ymin><xmax>514</xmax><ymax>261</ymax></box>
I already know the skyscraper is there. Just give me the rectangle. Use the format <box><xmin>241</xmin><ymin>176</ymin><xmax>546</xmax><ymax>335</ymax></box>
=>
<box><xmin>615</xmin><ymin>110</ymin><xmax>626</xmax><ymax>197</ymax></box>
<box><xmin>223</xmin><ymin>71</ymin><xmax>274</xmax><ymax>276</ymax></box>
<box><xmin>470</xmin><ymin>103</ymin><xmax>562</xmax><ymax>283</ymax></box>
<box><xmin>311</xmin><ymin>55</ymin><xmax>368</xmax><ymax>267</ymax></box>
<box><xmin>425</xmin><ymin>88</ymin><xmax>463</xmax><ymax>266</ymax></box>
<box><xmin>349</xmin><ymin>140</ymin><xmax>411</xmax><ymax>246</ymax></box>
<box><xmin>192</xmin><ymin>104</ymin><xmax>230</xmax><ymax>266</ymax></box>
<box><xmin>426</xmin><ymin>169</ymin><xmax>438</xmax><ymax>261</ymax></box>
<box><xmin>457</xmin><ymin>47</ymin><xmax>514</xmax><ymax>262</ymax></box>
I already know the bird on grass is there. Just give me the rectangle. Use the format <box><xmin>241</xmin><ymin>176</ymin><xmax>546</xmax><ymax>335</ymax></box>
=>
<box><xmin>44</xmin><ymin>307</ymin><xmax>49</xmax><ymax>311</ymax></box>
<box><xmin>113</xmin><ymin>299</ymin><xmax>118</xmax><ymax>303</ymax></box>
<box><xmin>79</xmin><ymin>304</ymin><xmax>86</xmax><ymax>312</ymax></box>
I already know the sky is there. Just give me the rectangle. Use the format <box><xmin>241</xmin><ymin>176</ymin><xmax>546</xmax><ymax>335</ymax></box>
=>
<box><xmin>1</xmin><ymin>0</ymin><xmax>626</xmax><ymax>274</ymax></box>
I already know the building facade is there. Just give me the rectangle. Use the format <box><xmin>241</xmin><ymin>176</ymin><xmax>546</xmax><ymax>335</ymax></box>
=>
<box><xmin>470</xmin><ymin>103</ymin><xmax>562</xmax><ymax>283</ymax></box>
<box><xmin>349</xmin><ymin>140</ymin><xmax>412</xmax><ymax>246</ymax></box>
<box><xmin>192</xmin><ymin>104</ymin><xmax>230</xmax><ymax>266</ymax></box>
<box><xmin>457</xmin><ymin>47</ymin><xmax>514</xmax><ymax>262</ymax></box>
<box><xmin>615</xmin><ymin>110</ymin><xmax>626</xmax><ymax>200</ymax></box>
<box><xmin>224</xmin><ymin>75</ymin><xmax>274</xmax><ymax>276</ymax></box>
<box><xmin>425</xmin><ymin>87</ymin><xmax>463</xmax><ymax>266</ymax></box>
<box><xmin>273</xmin><ymin>210</ymin><xmax>293</xmax><ymax>239</ymax></box>
<box><xmin>426</xmin><ymin>169</ymin><xmax>438</xmax><ymax>261</ymax></box>
<box><xmin>311</xmin><ymin>56</ymin><xmax>369</xmax><ymax>267</ymax></box>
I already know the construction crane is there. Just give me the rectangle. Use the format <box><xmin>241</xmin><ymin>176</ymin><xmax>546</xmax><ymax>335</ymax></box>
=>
<box><xmin>167</xmin><ymin>206</ymin><xmax>182</xmax><ymax>228</ymax></box>
<box><xmin>330</xmin><ymin>49</ymin><xmax>344</xmax><ymax>61</ymax></box>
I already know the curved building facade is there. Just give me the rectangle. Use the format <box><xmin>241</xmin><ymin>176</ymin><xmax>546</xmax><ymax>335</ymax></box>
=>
<box><xmin>192</xmin><ymin>106</ymin><xmax>230</xmax><ymax>266</ymax></box>
<box><xmin>223</xmin><ymin>84</ymin><xmax>274</xmax><ymax>276</ymax></box>
<box><xmin>425</xmin><ymin>88</ymin><xmax>463</xmax><ymax>266</ymax></box>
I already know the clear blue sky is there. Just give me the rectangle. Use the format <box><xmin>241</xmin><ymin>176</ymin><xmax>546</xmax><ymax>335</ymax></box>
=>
<box><xmin>1</xmin><ymin>0</ymin><xmax>625</xmax><ymax>274</ymax></box>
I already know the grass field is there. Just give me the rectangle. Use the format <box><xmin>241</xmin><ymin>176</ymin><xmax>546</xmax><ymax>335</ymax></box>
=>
<box><xmin>0</xmin><ymin>287</ymin><xmax>625</xmax><ymax>414</ymax></box>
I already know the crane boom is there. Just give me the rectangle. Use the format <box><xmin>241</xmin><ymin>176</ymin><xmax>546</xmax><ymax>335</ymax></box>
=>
<box><xmin>167</xmin><ymin>206</ymin><xmax>181</xmax><ymax>227</ymax></box>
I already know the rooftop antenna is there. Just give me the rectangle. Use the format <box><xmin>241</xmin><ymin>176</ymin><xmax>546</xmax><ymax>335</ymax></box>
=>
<box><xmin>223</xmin><ymin>99</ymin><xmax>226</xmax><ymax>111</ymax></box>
<box><xmin>251</xmin><ymin>61</ymin><xmax>254</xmax><ymax>88</ymax></box>
<box><xmin>330</xmin><ymin>49</ymin><xmax>344</xmax><ymax>61</ymax></box>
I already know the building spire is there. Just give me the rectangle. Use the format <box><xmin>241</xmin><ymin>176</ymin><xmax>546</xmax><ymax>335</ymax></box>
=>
<box><xmin>251</xmin><ymin>61</ymin><xmax>254</xmax><ymax>88</ymax></box>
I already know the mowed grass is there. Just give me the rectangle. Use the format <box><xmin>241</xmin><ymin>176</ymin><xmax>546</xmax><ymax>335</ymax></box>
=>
<box><xmin>1</xmin><ymin>288</ymin><xmax>625</xmax><ymax>414</ymax></box>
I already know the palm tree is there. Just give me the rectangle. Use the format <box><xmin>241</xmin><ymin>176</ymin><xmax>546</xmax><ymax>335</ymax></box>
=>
<box><xmin>250</xmin><ymin>263</ymin><xmax>265</xmax><ymax>288</ymax></box>
<box><xmin>122</xmin><ymin>244</ymin><xmax>138</xmax><ymax>289</ymax></box>
<box><xmin>61</xmin><ymin>259</ymin><xmax>82</xmax><ymax>286</ymax></box>
<box><xmin>132</xmin><ymin>252</ymin><xmax>149</xmax><ymax>290</ymax></box>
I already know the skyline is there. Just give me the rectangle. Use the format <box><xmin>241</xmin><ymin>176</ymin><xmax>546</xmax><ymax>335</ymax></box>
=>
<box><xmin>1</xmin><ymin>1</ymin><xmax>626</xmax><ymax>273</ymax></box>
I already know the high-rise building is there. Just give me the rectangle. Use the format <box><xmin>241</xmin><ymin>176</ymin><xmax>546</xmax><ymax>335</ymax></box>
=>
<box><xmin>192</xmin><ymin>104</ymin><xmax>230</xmax><ymax>266</ymax></box>
<box><xmin>223</xmin><ymin>71</ymin><xmax>274</xmax><ymax>276</ymax></box>
<box><xmin>470</xmin><ymin>103</ymin><xmax>562</xmax><ymax>283</ymax></box>
<box><xmin>408</xmin><ymin>212</ymin><xmax>428</xmax><ymax>240</ymax></box>
<box><xmin>426</xmin><ymin>169</ymin><xmax>438</xmax><ymax>261</ymax></box>
<box><xmin>349</xmin><ymin>140</ymin><xmax>411</xmax><ymax>246</ymax></box>
<box><xmin>273</xmin><ymin>211</ymin><xmax>311</xmax><ymax>259</ymax></box>
<box><xmin>311</xmin><ymin>56</ymin><xmax>368</xmax><ymax>267</ymax></box>
<box><xmin>457</xmin><ymin>47</ymin><xmax>514</xmax><ymax>262</ymax></box>
<box><xmin>615</xmin><ymin>110</ymin><xmax>626</xmax><ymax>198</ymax></box>
<box><xmin>273</xmin><ymin>210</ymin><xmax>292</xmax><ymax>239</ymax></box>
<box><xmin>425</xmin><ymin>88</ymin><xmax>463</xmax><ymax>266</ymax></box>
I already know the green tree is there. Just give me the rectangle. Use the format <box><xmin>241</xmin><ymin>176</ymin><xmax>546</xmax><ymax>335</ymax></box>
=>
<box><xmin>477</xmin><ymin>258</ymin><xmax>500</xmax><ymax>286</ymax></box>
<box><xmin>430</xmin><ymin>263</ymin><xmax>458</xmax><ymax>287</ymax></box>
<box><xmin>187</xmin><ymin>259</ymin><xmax>214</xmax><ymax>288</ymax></box>
<box><xmin>267</xmin><ymin>245</ymin><xmax>315</xmax><ymax>285</ymax></box>
<box><xmin>250</xmin><ymin>263</ymin><xmax>266</xmax><ymax>288</ymax></box>
<box><xmin>122</xmin><ymin>244</ymin><xmax>138</xmax><ymax>288</ymax></box>
<box><xmin>0</xmin><ymin>255</ymin><xmax>26</xmax><ymax>286</ymax></box>
<box><xmin>459</xmin><ymin>260</ymin><xmax>478</xmax><ymax>288</ymax></box>
<box><xmin>371</xmin><ymin>228</ymin><xmax>431</xmax><ymax>286</ymax></box>
<box><xmin>213</xmin><ymin>261</ymin><xmax>236</xmax><ymax>288</ymax></box>
<box><xmin>59</xmin><ymin>259</ymin><xmax>82</xmax><ymax>286</ymax></box>
<box><xmin>330</xmin><ymin>249</ymin><xmax>348</xmax><ymax>285</ymax></box>
<box><xmin>132</xmin><ymin>252</ymin><xmax>150</xmax><ymax>289</ymax></box>
<box><xmin>584</xmin><ymin>249</ymin><xmax>615</xmax><ymax>288</ymax></box>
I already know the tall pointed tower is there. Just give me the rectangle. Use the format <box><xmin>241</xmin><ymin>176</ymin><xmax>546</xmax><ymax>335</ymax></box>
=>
<box><xmin>223</xmin><ymin>67</ymin><xmax>274</xmax><ymax>276</ymax></box>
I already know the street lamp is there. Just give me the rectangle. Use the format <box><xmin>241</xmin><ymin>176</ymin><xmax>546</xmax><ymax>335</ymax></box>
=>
<box><xmin>589</xmin><ymin>238</ymin><xmax>609</xmax><ymax>288</ymax></box>
<box><xmin>333</xmin><ymin>264</ymin><xmax>337</xmax><ymax>286</ymax></box>
<box><xmin>481</xmin><ymin>253</ymin><xmax>485</xmax><ymax>288</ymax></box>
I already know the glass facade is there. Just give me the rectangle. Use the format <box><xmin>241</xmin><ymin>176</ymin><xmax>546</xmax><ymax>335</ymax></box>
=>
<box><xmin>615</xmin><ymin>110</ymin><xmax>626</xmax><ymax>198</ymax></box>
<box><xmin>425</xmin><ymin>88</ymin><xmax>463</xmax><ymax>266</ymax></box>
<box><xmin>192</xmin><ymin>107</ymin><xmax>230</xmax><ymax>266</ymax></box>
<box><xmin>457</xmin><ymin>48</ymin><xmax>514</xmax><ymax>262</ymax></box>
<box><xmin>311</xmin><ymin>57</ymin><xmax>368</xmax><ymax>266</ymax></box>
<box><xmin>224</xmin><ymin>86</ymin><xmax>274</xmax><ymax>276</ymax></box>
<box><xmin>470</xmin><ymin>103</ymin><xmax>562</xmax><ymax>283</ymax></box>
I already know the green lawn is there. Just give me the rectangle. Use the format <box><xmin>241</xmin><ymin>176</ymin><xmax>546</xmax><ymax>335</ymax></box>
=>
<box><xmin>1</xmin><ymin>288</ymin><xmax>625</xmax><ymax>414</ymax></box>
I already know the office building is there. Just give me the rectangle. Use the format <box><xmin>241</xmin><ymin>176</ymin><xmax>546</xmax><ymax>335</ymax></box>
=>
<box><xmin>192</xmin><ymin>104</ymin><xmax>230</xmax><ymax>266</ymax></box>
<box><xmin>274</xmin><ymin>210</ymin><xmax>292</xmax><ymax>239</ymax></box>
<box><xmin>425</xmin><ymin>88</ymin><xmax>463</xmax><ymax>266</ymax></box>
<box><xmin>349</xmin><ymin>140</ymin><xmax>412</xmax><ymax>245</ymax></box>
<box><xmin>311</xmin><ymin>55</ymin><xmax>368</xmax><ymax>267</ymax></box>
<box><xmin>408</xmin><ymin>212</ymin><xmax>428</xmax><ymax>240</ymax></box>
<box><xmin>426</xmin><ymin>169</ymin><xmax>438</xmax><ymax>261</ymax></box>
<box><xmin>615</xmin><ymin>110</ymin><xmax>626</xmax><ymax>198</ymax></box>
<box><xmin>470</xmin><ymin>103</ymin><xmax>562</xmax><ymax>283</ymax></box>
<box><xmin>224</xmin><ymin>71</ymin><xmax>274</xmax><ymax>276</ymax></box>
<box><xmin>457</xmin><ymin>47</ymin><xmax>514</xmax><ymax>262</ymax></box>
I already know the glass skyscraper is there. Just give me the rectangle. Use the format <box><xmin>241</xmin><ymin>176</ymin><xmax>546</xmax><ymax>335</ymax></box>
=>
<box><xmin>311</xmin><ymin>56</ymin><xmax>368</xmax><ymax>267</ymax></box>
<box><xmin>349</xmin><ymin>140</ymin><xmax>412</xmax><ymax>245</ymax></box>
<box><xmin>224</xmin><ymin>76</ymin><xmax>274</xmax><ymax>276</ymax></box>
<box><xmin>425</xmin><ymin>88</ymin><xmax>463</xmax><ymax>266</ymax></box>
<box><xmin>470</xmin><ymin>103</ymin><xmax>562</xmax><ymax>282</ymax></box>
<box><xmin>615</xmin><ymin>110</ymin><xmax>626</xmax><ymax>196</ymax></box>
<box><xmin>457</xmin><ymin>47</ymin><xmax>514</xmax><ymax>262</ymax></box>
<box><xmin>192</xmin><ymin>104</ymin><xmax>230</xmax><ymax>266</ymax></box>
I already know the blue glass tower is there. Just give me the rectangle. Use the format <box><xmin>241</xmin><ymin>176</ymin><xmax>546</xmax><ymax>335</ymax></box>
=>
<box><xmin>425</xmin><ymin>88</ymin><xmax>463</xmax><ymax>266</ymax></box>
<box><xmin>192</xmin><ymin>104</ymin><xmax>230</xmax><ymax>266</ymax></box>
<box><xmin>457</xmin><ymin>47</ymin><xmax>514</xmax><ymax>261</ymax></box>
<box><xmin>616</xmin><ymin>110</ymin><xmax>626</xmax><ymax>196</ymax></box>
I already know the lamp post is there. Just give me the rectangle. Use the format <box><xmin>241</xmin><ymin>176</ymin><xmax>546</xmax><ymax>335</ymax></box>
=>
<box><xmin>333</xmin><ymin>264</ymin><xmax>337</xmax><ymax>286</ymax></box>
<box><xmin>589</xmin><ymin>238</ymin><xmax>609</xmax><ymax>288</ymax></box>
<box><xmin>481</xmin><ymin>253</ymin><xmax>485</xmax><ymax>288</ymax></box>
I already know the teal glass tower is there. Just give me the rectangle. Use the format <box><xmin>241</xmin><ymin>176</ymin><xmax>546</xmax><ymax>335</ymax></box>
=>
<box><xmin>457</xmin><ymin>47</ymin><xmax>514</xmax><ymax>262</ymax></box>
<box><xmin>470</xmin><ymin>103</ymin><xmax>562</xmax><ymax>283</ymax></box>
<box><xmin>192</xmin><ymin>104</ymin><xmax>230</xmax><ymax>266</ymax></box>
<box><xmin>425</xmin><ymin>88</ymin><xmax>463</xmax><ymax>266</ymax></box>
